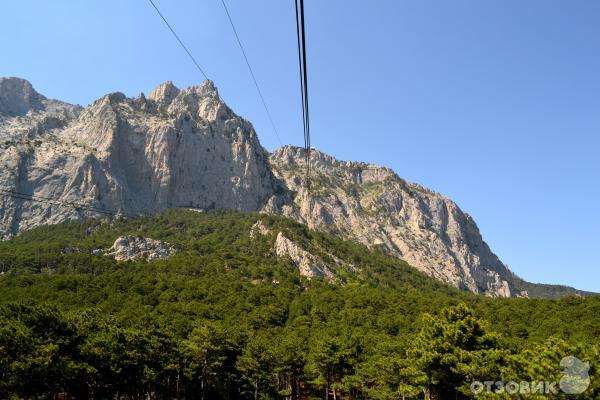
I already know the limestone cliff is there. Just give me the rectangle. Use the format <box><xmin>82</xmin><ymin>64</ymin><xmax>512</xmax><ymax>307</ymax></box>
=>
<box><xmin>1</xmin><ymin>77</ymin><xmax>575</xmax><ymax>297</ymax></box>
<box><xmin>0</xmin><ymin>77</ymin><xmax>282</xmax><ymax>237</ymax></box>
<box><xmin>268</xmin><ymin>146</ymin><xmax>520</xmax><ymax>297</ymax></box>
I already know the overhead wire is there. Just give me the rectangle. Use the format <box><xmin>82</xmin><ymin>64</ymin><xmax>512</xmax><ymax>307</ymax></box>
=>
<box><xmin>219</xmin><ymin>0</ymin><xmax>283</xmax><ymax>147</ymax></box>
<box><xmin>294</xmin><ymin>0</ymin><xmax>311</xmax><ymax>193</ymax></box>
<box><xmin>300</xmin><ymin>0</ymin><xmax>311</xmax><ymax>192</ymax></box>
<box><xmin>294</xmin><ymin>0</ymin><xmax>308</xmax><ymax>165</ymax></box>
<box><xmin>147</xmin><ymin>0</ymin><xmax>209</xmax><ymax>81</ymax></box>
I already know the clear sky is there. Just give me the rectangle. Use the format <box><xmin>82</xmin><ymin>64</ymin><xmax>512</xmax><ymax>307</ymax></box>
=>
<box><xmin>1</xmin><ymin>0</ymin><xmax>599</xmax><ymax>291</ymax></box>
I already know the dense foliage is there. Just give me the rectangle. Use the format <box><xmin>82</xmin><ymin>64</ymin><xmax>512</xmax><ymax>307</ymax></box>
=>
<box><xmin>0</xmin><ymin>209</ymin><xmax>598</xmax><ymax>399</ymax></box>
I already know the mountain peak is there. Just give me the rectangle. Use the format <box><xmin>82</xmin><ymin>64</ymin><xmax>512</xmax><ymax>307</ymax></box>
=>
<box><xmin>191</xmin><ymin>79</ymin><xmax>219</xmax><ymax>97</ymax></box>
<box><xmin>148</xmin><ymin>81</ymin><xmax>180</xmax><ymax>105</ymax></box>
<box><xmin>148</xmin><ymin>80</ymin><xmax>219</xmax><ymax>105</ymax></box>
<box><xmin>0</xmin><ymin>77</ymin><xmax>45</xmax><ymax>116</ymax></box>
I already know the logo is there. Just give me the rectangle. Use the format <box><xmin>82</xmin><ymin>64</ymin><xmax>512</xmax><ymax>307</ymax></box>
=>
<box><xmin>470</xmin><ymin>355</ymin><xmax>591</xmax><ymax>396</ymax></box>
<box><xmin>559</xmin><ymin>356</ymin><xmax>590</xmax><ymax>394</ymax></box>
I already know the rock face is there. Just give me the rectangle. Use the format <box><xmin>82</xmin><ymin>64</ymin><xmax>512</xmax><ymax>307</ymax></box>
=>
<box><xmin>0</xmin><ymin>78</ymin><xmax>45</xmax><ymax>116</ymax></box>
<box><xmin>249</xmin><ymin>220</ymin><xmax>271</xmax><ymax>239</ymax></box>
<box><xmin>0</xmin><ymin>77</ymin><xmax>527</xmax><ymax>296</ymax></box>
<box><xmin>268</xmin><ymin>146</ymin><xmax>521</xmax><ymax>297</ymax></box>
<box><xmin>103</xmin><ymin>235</ymin><xmax>174</xmax><ymax>261</ymax></box>
<box><xmin>274</xmin><ymin>232</ymin><xmax>335</xmax><ymax>280</ymax></box>
<box><xmin>0</xmin><ymin>77</ymin><xmax>282</xmax><ymax>237</ymax></box>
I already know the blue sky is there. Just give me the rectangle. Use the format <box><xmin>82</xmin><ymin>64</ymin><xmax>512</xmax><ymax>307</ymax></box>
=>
<box><xmin>1</xmin><ymin>0</ymin><xmax>599</xmax><ymax>291</ymax></box>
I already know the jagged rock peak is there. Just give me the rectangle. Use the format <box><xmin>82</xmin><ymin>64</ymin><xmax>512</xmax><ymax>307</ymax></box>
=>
<box><xmin>144</xmin><ymin>80</ymin><xmax>226</xmax><ymax>120</ymax></box>
<box><xmin>148</xmin><ymin>81</ymin><xmax>180</xmax><ymax>105</ymax></box>
<box><xmin>189</xmin><ymin>79</ymin><xmax>219</xmax><ymax>97</ymax></box>
<box><xmin>0</xmin><ymin>77</ymin><xmax>45</xmax><ymax>116</ymax></box>
<box><xmin>148</xmin><ymin>80</ymin><xmax>219</xmax><ymax>105</ymax></box>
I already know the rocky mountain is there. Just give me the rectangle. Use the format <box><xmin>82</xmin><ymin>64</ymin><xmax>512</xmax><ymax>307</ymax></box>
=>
<box><xmin>268</xmin><ymin>147</ymin><xmax>519</xmax><ymax>297</ymax></box>
<box><xmin>0</xmin><ymin>77</ymin><xmax>281</xmax><ymax>235</ymax></box>
<box><xmin>0</xmin><ymin>77</ymin><xmax>587</xmax><ymax>298</ymax></box>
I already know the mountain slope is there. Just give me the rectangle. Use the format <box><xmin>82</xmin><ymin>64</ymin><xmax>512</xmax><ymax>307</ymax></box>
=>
<box><xmin>0</xmin><ymin>77</ymin><xmax>590</xmax><ymax>298</ymax></box>
<box><xmin>0</xmin><ymin>208</ymin><xmax>596</xmax><ymax>334</ymax></box>
<box><xmin>0</xmin><ymin>209</ymin><xmax>598</xmax><ymax>399</ymax></box>
<box><xmin>269</xmin><ymin>146</ymin><xmax>520</xmax><ymax>297</ymax></box>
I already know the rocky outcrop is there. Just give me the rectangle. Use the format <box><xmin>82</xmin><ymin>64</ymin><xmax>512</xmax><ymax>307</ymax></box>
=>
<box><xmin>0</xmin><ymin>78</ymin><xmax>43</xmax><ymax>117</ymax></box>
<box><xmin>274</xmin><ymin>232</ymin><xmax>335</xmax><ymax>280</ymax></box>
<box><xmin>250</xmin><ymin>220</ymin><xmax>271</xmax><ymax>238</ymax></box>
<box><xmin>102</xmin><ymin>235</ymin><xmax>174</xmax><ymax>261</ymax></box>
<box><xmin>268</xmin><ymin>146</ymin><xmax>524</xmax><ymax>297</ymax></box>
<box><xmin>0</xmin><ymin>77</ymin><xmax>533</xmax><ymax>296</ymax></box>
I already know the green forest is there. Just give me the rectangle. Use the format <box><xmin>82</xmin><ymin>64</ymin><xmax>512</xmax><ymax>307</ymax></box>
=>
<box><xmin>0</xmin><ymin>209</ymin><xmax>598</xmax><ymax>399</ymax></box>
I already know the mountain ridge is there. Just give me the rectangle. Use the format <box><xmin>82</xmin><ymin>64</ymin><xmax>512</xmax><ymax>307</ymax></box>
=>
<box><xmin>0</xmin><ymin>77</ymin><xmax>590</xmax><ymax>298</ymax></box>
